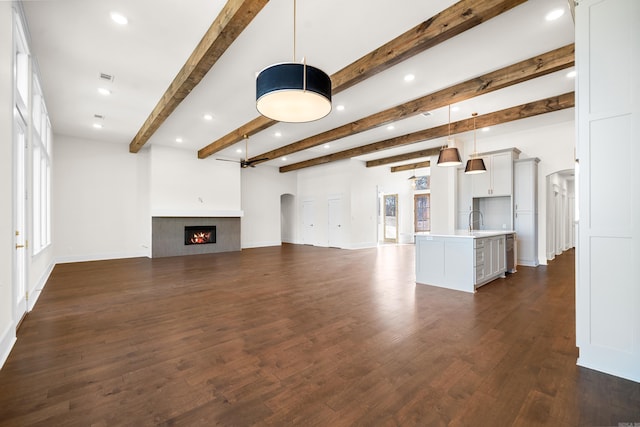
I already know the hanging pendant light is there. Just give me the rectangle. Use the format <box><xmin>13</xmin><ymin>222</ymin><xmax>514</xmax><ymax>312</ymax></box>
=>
<box><xmin>256</xmin><ymin>0</ymin><xmax>331</xmax><ymax>123</ymax></box>
<box><xmin>408</xmin><ymin>168</ymin><xmax>416</xmax><ymax>181</ymax></box>
<box><xmin>464</xmin><ymin>112</ymin><xmax>487</xmax><ymax>174</ymax></box>
<box><xmin>437</xmin><ymin>104</ymin><xmax>462</xmax><ymax>167</ymax></box>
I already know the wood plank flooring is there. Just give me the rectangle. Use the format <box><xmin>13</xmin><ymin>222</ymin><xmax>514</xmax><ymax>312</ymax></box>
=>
<box><xmin>1</xmin><ymin>244</ymin><xmax>639</xmax><ymax>426</ymax></box>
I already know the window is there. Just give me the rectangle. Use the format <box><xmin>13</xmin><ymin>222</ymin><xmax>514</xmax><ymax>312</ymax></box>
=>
<box><xmin>14</xmin><ymin>15</ymin><xmax>29</xmax><ymax>115</ymax></box>
<box><xmin>31</xmin><ymin>77</ymin><xmax>52</xmax><ymax>253</ymax></box>
<box><xmin>414</xmin><ymin>194</ymin><xmax>430</xmax><ymax>232</ymax></box>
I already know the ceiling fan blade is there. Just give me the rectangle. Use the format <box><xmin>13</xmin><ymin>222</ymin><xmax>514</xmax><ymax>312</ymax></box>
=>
<box><xmin>216</xmin><ymin>158</ymin><xmax>240</xmax><ymax>163</ymax></box>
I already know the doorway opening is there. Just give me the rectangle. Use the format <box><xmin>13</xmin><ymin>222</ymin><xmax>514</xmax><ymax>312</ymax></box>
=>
<box><xmin>383</xmin><ymin>194</ymin><xmax>398</xmax><ymax>243</ymax></box>
<box><xmin>280</xmin><ymin>194</ymin><xmax>296</xmax><ymax>244</ymax></box>
<box><xmin>546</xmin><ymin>169</ymin><xmax>575</xmax><ymax>261</ymax></box>
<box><xmin>414</xmin><ymin>194</ymin><xmax>431</xmax><ymax>232</ymax></box>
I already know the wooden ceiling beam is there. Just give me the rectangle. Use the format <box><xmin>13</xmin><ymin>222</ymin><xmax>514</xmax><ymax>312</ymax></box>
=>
<box><xmin>257</xmin><ymin>44</ymin><xmax>575</xmax><ymax>165</ymax></box>
<box><xmin>279</xmin><ymin>92</ymin><xmax>575</xmax><ymax>172</ymax></box>
<box><xmin>378</xmin><ymin>149</ymin><xmax>443</xmax><ymax>169</ymax></box>
<box><xmin>129</xmin><ymin>0</ymin><xmax>269</xmax><ymax>153</ymax></box>
<box><xmin>391</xmin><ymin>161</ymin><xmax>432</xmax><ymax>173</ymax></box>
<box><xmin>197</xmin><ymin>0</ymin><xmax>527</xmax><ymax>159</ymax></box>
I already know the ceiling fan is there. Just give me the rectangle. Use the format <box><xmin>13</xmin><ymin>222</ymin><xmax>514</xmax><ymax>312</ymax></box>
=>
<box><xmin>216</xmin><ymin>134</ymin><xmax>268</xmax><ymax>168</ymax></box>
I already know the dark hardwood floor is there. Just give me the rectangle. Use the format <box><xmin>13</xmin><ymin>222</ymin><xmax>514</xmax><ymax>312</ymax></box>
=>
<box><xmin>1</xmin><ymin>244</ymin><xmax>639</xmax><ymax>426</ymax></box>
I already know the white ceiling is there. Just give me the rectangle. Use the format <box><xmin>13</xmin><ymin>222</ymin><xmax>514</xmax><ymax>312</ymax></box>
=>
<box><xmin>22</xmin><ymin>0</ymin><xmax>575</xmax><ymax>169</ymax></box>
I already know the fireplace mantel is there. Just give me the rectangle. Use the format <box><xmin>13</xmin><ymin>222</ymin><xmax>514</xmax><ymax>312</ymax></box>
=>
<box><xmin>151</xmin><ymin>209</ymin><xmax>243</xmax><ymax>218</ymax></box>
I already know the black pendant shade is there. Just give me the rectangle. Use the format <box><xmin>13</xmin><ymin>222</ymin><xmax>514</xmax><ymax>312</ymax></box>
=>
<box><xmin>256</xmin><ymin>62</ymin><xmax>332</xmax><ymax>123</ymax></box>
<box><xmin>464</xmin><ymin>157</ymin><xmax>487</xmax><ymax>174</ymax></box>
<box><xmin>464</xmin><ymin>112</ymin><xmax>487</xmax><ymax>174</ymax></box>
<box><xmin>437</xmin><ymin>147</ymin><xmax>462</xmax><ymax>167</ymax></box>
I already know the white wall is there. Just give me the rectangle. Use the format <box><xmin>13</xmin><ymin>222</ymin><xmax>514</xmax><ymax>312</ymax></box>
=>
<box><xmin>53</xmin><ymin>135</ymin><xmax>151</xmax><ymax>262</ymax></box>
<box><xmin>285</xmin><ymin>159</ymin><xmax>425</xmax><ymax>249</ymax></box>
<box><xmin>150</xmin><ymin>145</ymin><xmax>240</xmax><ymax>214</ymax></box>
<box><xmin>296</xmin><ymin>160</ymin><xmax>353</xmax><ymax>247</ymax></box>
<box><xmin>53</xmin><ymin>140</ymin><xmax>244</xmax><ymax>262</ymax></box>
<box><xmin>0</xmin><ymin>1</ymin><xmax>15</xmax><ymax>367</ymax></box>
<box><xmin>240</xmin><ymin>164</ymin><xmax>296</xmax><ymax>248</ymax></box>
<box><xmin>430</xmin><ymin>155</ymin><xmax>458</xmax><ymax>234</ymax></box>
<box><xmin>460</xmin><ymin>111</ymin><xmax>575</xmax><ymax>264</ymax></box>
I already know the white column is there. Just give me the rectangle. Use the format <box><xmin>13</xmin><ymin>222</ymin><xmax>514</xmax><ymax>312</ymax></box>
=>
<box><xmin>576</xmin><ymin>0</ymin><xmax>640</xmax><ymax>382</ymax></box>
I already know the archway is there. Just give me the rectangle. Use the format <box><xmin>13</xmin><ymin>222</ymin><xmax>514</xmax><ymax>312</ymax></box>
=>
<box><xmin>280</xmin><ymin>193</ymin><xmax>296</xmax><ymax>244</ymax></box>
<box><xmin>546</xmin><ymin>169</ymin><xmax>575</xmax><ymax>261</ymax></box>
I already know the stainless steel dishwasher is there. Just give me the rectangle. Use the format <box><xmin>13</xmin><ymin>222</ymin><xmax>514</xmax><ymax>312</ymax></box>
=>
<box><xmin>506</xmin><ymin>233</ymin><xmax>516</xmax><ymax>273</ymax></box>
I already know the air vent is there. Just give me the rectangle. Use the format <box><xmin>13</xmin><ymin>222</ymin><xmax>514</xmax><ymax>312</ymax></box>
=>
<box><xmin>421</xmin><ymin>111</ymin><xmax>432</xmax><ymax>117</ymax></box>
<box><xmin>94</xmin><ymin>114</ymin><xmax>104</xmax><ymax>120</ymax></box>
<box><xmin>98</xmin><ymin>72</ymin><xmax>114</xmax><ymax>82</ymax></box>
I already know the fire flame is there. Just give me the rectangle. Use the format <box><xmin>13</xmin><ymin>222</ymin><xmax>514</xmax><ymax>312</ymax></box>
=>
<box><xmin>190</xmin><ymin>232</ymin><xmax>210</xmax><ymax>244</ymax></box>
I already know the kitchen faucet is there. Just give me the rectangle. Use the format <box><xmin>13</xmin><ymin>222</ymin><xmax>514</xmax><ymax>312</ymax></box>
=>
<box><xmin>468</xmin><ymin>210</ymin><xmax>484</xmax><ymax>232</ymax></box>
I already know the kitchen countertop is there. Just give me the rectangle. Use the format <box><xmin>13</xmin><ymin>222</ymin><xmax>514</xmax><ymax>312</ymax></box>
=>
<box><xmin>415</xmin><ymin>230</ymin><xmax>516</xmax><ymax>239</ymax></box>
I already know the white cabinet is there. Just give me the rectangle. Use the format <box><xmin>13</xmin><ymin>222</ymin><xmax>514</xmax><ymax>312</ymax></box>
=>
<box><xmin>474</xmin><ymin>235</ymin><xmax>506</xmax><ymax>286</ymax></box>
<box><xmin>514</xmin><ymin>158</ymin><xmax>539</xmax><ymax>266</ymax></box>
<box><xmin>471</xmin><ymin>148</ymin><xmax>520</xmax><ymax>198</ymax></box>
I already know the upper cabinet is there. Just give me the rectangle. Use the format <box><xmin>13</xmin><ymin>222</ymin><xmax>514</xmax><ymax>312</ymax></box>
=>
<box><xmin>471</xmin><ymin>148</ymin><xmax>521</xmax><ymax>198</ymax></box>
<box><xmin>514</xmin><ymin>158</ymin><xmax>539</xmax><ymax>213</ymax></box>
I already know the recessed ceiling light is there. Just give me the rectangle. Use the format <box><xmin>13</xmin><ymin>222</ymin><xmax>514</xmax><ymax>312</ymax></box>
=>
<box><xmin>336</xmin><ymin>105</ymin><xmax>345</xmax><ymax>111</ymax></box>
<box><xmin>324</xmin><ymin>144</ymin><xmax>330</xmax><ymax>149</ymax></box>
<box><xmin>404</xmin><ymin>74</ymin><xmax>415</xmax><ymax>82</ymax></box>
<box><xmin>176</xmin><ymin>137</ymin><xmax>183</xmax><ymax>143</ymax></box>
<box><xmin>482</xmin><ymin>127</ymin><xmax>490</xmax><ymax>132</ymax></box>
<box><xmin>387</xmin><ymin>125</ymin><xmax>395</xmax><ymax>131</ymax></box>
<box><xmin>566</xmin><ymin>70</ymin><xmax>576</xmax><ymax>78</ymax></box>
<box><xmin>451</xmin><ymin>106</ymin><xmax>460</xmax><ymax>112</ymax></box>
<box><xmin>97</xmin><ymin>88</ymin><xmax>111</xmax><ymax>96</ymax></box>
<box><xmin>274</xmin><ymin>131</ymin><xmax>282</xmax><ymax>137</ymax></box>
<box><xmin>203</xmin><ymin>114</ymin><xmax>213</xmax><ymax>121</ymax></box>
<box><xmin>421</xmin><ymin>111</ymin><xmax>432</xmax><ymax>117</ymax></box>
<box><xmin>92</xmin><ymin>123</ymin><xmax>103</xmax><ymax>129</ymax></box>
<box><xmin>110</xmin><ymin>12</ymin><xmax>128</xmax><ymax>25</ymax></box>
<box><xmin>236</xmin><ymin>148</ymin><xmax>243</xmax><ymax>153</ymax></box>
<box><xmin>545</xmin><ymin>8</ymin><xmax>564</xmax><ymax>21</ymax></box>
<box><xmin>282</xmin><ymin>157</ymin><xmax>287</xmax><ymax>161</ymax></box>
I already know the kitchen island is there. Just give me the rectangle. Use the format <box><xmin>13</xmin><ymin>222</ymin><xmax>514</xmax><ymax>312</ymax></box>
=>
<box><xmin>415</xmin><ymin>230</ymin><xmax>515</xmax><ymax>293</ymax></box>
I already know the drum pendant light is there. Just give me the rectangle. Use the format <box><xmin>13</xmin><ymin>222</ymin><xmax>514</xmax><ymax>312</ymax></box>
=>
<box><xmin>256</xmin><ymin>0</ymin><xmax>331</xmax><ymax>123</ymax></box>
<box><xmin>437</xmin><ymin>105</ymin><xmax>462</xmax><ymax>167</ymax></box>
<box><xmin>465</xmin><ymin>112</ymin><xmax>487</xmax><ymax>174</ymax></box>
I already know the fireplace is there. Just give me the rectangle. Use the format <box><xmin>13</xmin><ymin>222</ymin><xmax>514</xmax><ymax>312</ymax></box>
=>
<box><xmin>184</xmin><ymin>226</ymin><xmax>216</xmax><ymax>245</ymax></box>
<box><xmin>152</xmin><ymin>217</ymin><xmax>240</xmax><ymax>257</ymax></box>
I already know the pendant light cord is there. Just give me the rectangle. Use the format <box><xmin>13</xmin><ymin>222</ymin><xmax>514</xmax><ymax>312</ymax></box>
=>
<box><xmin>292</xmin><ymin>0</ymin><xmax>307</xmax><ymax>92</ymax></box>
<box><xmin>472</xmin><ymin>112</ymin><xmax>478</xmax><ymax>158</ymax></box>
<box><xmin>446</xmin><ymin>104</ymin><xmax>452</xmax><ymax>148</ymax></box>
<box><xmin>448</xmin><ymin>105</ymin><xmax>451</xmax><ymax>140</ymax></box>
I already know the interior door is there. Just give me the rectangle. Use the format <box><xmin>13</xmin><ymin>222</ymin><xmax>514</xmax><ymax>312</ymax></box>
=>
<box><xmin>414</xmin><ymin>194</ymin><xmax>430</xmax><ymax>232</ymax></box>
<box><xmin>383</xmin><ymin>194</ymin><xmax>398</xmax><ymax>243</ymax></box>
<box><xmin>302</xmin><ymin>200</ymin><xmax>315</xmax><ymax>245</ymax></box>
<box><xmin>328</xmin><ymin>198</ymin><xmax>342</xmax><ymax>248</ymax></box>
<box><xmin>14</xmin><ymin>111</ymin><xmax>28</xmax><ymax>321</ymax></box>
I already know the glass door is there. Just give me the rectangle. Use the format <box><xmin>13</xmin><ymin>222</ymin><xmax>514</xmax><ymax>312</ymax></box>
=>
<box><xmin>14</xmin><ymin>110</ymin><xmax>28</xmax><ymax>321</ymax></box>
<box><xmin>414</xmin><ymin>194</ymin><xmax>430</xmax><ymax>232</ymax></box>
<box><xmin>383</xmin><ymin>194</ymin><xmax>398</xmax><ymax>243</ymax></box>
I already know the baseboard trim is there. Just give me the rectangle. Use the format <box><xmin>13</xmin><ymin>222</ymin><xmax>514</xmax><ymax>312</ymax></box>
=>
<box><xmin>0</xmin><ymin>323</ymin><xmax>17</xmax><ymax>370</ymax></box>
<box><xmin>241</xmin><ymin>241</ymin><xmax>282</xmax><ymax>249</ymax></box>
<box><xmin>578</xmin><ymin>355</ymin><xmax>640</xmax><ymax>384</ymax></box>
<box><xmin>55</xmin><ymin>251</ymin><xmax>150</xmax><ymax>264</ymax></box>
<box><xmin>348</xmin><ymin>242</ymin><xmax>378</xmax><ymax>250</ymax></box>
<box><xmin>28</xmin><ymin>261</ymin><xmax>55</xmax><ymax>312</ymax></box>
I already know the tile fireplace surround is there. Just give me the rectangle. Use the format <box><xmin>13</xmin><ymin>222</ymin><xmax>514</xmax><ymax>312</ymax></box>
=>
<box><xmin>151</xmin><ymin>216</ymin><xmax>241</xmax><ymax>258</ymax></box>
